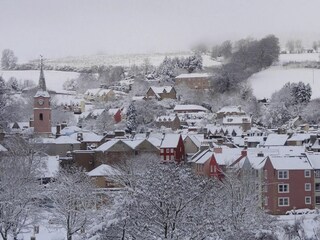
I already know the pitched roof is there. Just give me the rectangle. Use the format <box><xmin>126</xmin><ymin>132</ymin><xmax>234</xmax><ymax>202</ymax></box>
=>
<box><xmin>0</xmin><ymin>144</ymin><xmax>7</xmax><ymax>152</ymax></box>
<box><xmin>150</xmin><ymin>86</ymin><xmax>173</xmax><ymax>94</ymax></box>
<box><xmin>174</xmin><ymin>104</ymin><xmax>208</xmax><ymax>112</ymax></box>
<box><xmin>54</xmin><ymin>136</ymin><xmax>80</xmax><ymax>144</ymax></box>
<box><xmin>87</xmin><ymin>164</ymin><xmax>120</xmax><ymax>176</ymax></box>
<box><xmin>264</xmin><ymin>134</ymin><xmax>289</xmax><ymax>146</ymax></box>
<box><xmin>268</xmin><ymin>156</ymin><xmax>312</xmax><ymax>170</ymax></box>
<box><xmin>70</xmin><ymin>131</ymin><xmax>104</xmax><ymax>142</ymax></box>
<box><xmin>160</xmin><ymin>134</ymin><xmax>181</xmax><ymax>148</ymax></box>
<box><xmin>217</xmin><ymin>106</ymin><xmax>245</xmax><ymax>114</ymax></box>
<box><xmin>175</xmin><ymin>73</ymin><xmax>210</xmax><ymax>79</ymax></box>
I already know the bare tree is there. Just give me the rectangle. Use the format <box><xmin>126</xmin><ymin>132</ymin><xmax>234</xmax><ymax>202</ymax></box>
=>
<box><xmin>46</xmin><ymin>167</ymin><xmax>96</xmax><ymax>240</ymax></box>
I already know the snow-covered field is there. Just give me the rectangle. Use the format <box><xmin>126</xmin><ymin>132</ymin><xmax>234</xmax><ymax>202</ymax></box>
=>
<box><xmin>0</xmin><ymin>70</ymin><xmax>79</xmax><ymax>92</ymax></box>
<box><xmin>279</xmin><ymin>53</ymin><xmax>320</xmax><ymax>64</ymax></box>
<box><xmin>248</xmin><ymin>66</ymin><xmax>320</xmax><ymax>100</ymax></box>
<box><xmin>43</xmin><ymin>52</ymin><xmax>221</xmax><ymax>68</ymax></box>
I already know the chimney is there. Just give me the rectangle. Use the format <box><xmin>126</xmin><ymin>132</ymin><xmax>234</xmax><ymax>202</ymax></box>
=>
<box><xmin>241</xmin><ymin>149</ymin><xmax>247</xmax><ymax>157</ymax></box>
<box><xmin>77</xmin><ymin>132</ymin><xmax>83</xmax><ymax>142</ymax></box>
<box><xmin>56</xmin><ymin>123</ymin><xmax>61</xmax><ymax>138</ymax></box>
<box><xmin>214</xmin><ymin>147</ymin><xmax>222</xmax><ymax>154</ymax></box>
<box><xmin>61</xmin><ymin>121</ymin><xmax>67</xmax><ymax>130</ymax></box>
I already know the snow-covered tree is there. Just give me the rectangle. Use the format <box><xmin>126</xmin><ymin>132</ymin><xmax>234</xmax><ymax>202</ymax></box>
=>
<box><xmin>0</xmin><ymin>137</ymin><xmax>44</xmax><ymax>240</ymax></box>
<box><xmin>182</xmin><ymin>54</ymin><xmax>203</xmax><ymax>73</ymax></box>
<box><xmin>1</xmin><ymin>49</ymin><xmax>17</xmax><ymax>70</ymax></box>
<box><xmin>46</xmin><ymin>167</ymin><xmax>96</xmax><ymax>240</ymax></box>
<box><xmin>126</xmin><ymin>102</ymin><xmax>137</xmax><ymax>133</ymax></box>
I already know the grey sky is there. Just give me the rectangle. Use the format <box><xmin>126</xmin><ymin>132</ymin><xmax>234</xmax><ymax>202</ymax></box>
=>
<box><xmin>1</xmin><ymin>0</ymin><xmax>320</xmax><ymax>62</ymax></box>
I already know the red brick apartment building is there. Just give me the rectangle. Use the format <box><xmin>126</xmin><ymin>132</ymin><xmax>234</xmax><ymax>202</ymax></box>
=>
<box><xmin>263</xmin><ymin>156</ymin><xmax>314</xmax><ymax>215</ymax></box>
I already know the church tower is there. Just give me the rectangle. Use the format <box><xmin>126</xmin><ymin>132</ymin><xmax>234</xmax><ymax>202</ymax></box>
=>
<box><xmin>33</xmin><ymin>57</ymin><xmax>51</xmax><ymax>137</ymax></box>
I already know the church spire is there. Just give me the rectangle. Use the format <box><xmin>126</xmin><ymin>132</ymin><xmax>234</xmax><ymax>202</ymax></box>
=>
<box><xmin>38</xmin><ymin>55</ymin><xmax>46</xmax><ymax>91</ymax></box>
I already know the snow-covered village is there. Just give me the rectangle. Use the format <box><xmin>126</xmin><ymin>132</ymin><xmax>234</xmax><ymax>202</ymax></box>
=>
<box><xmin>2</xmin><ymin>1</ymin><xmax>320</xmax><ymax>239</ymax></box>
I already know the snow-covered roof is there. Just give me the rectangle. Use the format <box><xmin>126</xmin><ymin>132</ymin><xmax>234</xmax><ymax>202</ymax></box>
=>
<box><xmin>182</xmin><ymin>134</ymin><xmax>204</xmax><ymax>148</ymax></box>
<box><xmin>95</xmin><ymin>139</ymin><xmax>126</xmax><ymax>152</ymax></box>
<box><xmin>156</xmin><ymin>115</ymin><xmax>178</xmax><ymax>122</ymax></box>
<box><xmin>175</xmin><ymin>73</ymin><xmax>211</xmax><ymax>79</ymax></box>
<box><xmin>306</xmin><ymin>153</ymin><xmax>320</xmax><ymax>169</ymax></box>
<box><xmin>85</xmin><ymin>88</ymin><xmax>101</xmax><ymax>95</ymax></box>
<box><xmin>9</xmin><ymin>122</ymin><xmax>29</xmax><ymax>129</ymax></box>
<box><xmin>287</xmin><ymin>133</ymin><xmax>310</xmax><ymax>142</ymax></box>
<box><xmin>150</xmin><ymin>86</ymin><xmax>173</xmax><ymax>94</ymax></box>
<box><xmin>174</xmin><ymin>104</ymin><xmax>208</xmax><ymax>112</ymax></box>
<box><xmin>34</xmin><ymin>90</ymin><xmax>50</xmax><ymax>97</ymax></box>
<box><xmin>214</xmin><ymin>148</ymin><xmax>244</xmax><ymax>166</ymax></box>
<box><xmin>90</xmin><ymin>109</ymin><xmax>105</xmax><ymax>117</ymax></box>
<box><xmin>60</xmin><ymin>126</ymin><xmax>82</xmax><ymax>136</ymax></box>
<box><xmin>54</xmin><ymin>136</ymin><xmax>80</xmax><ymax>144</ymax></box>
<box><xmin>0</xmin><ymin>144</ymin><xmax>7</xmax><ymax>152</ymax></box>
<box><xmin>122</xmin><ymin>139</ymin><xmax>144</xmax><ymax>149</ymax></box>
<box><xmin>39</xmin><ymin>155</ymin><xmax>59</xmax><ymax>179</ymax></box>
<box><xmin>97</xmin><ymin>89</ymin><xmax>112</xmax><ymax>96</ymax></box>
<box><xmin>52</xmin><ymin>94</ymin><xmax>82</xmax><ymax>106</ymax></box>
<box><xmin>70</xmin><ymin>131</ymin><xmax>104</xmax><ymax>142</ymax></box>
<box><xmin>87</xmin><ymin>164</ymin><xmax>120</xmax><ymax>177</ymax></box>
<box><xmin>268</xmin><ymin>156</ymin><xmax>312</xmax><ymax>170</ymax></box>
<box><xmin>264</xmin><ymin>134</ymin><xmax>289</xmax><ymax>146</ymax></box>
<box><xmin>217</xmin><ymin>106</ymin><xmax>245</xmax><ymax>114</ymax></box>
<box><xmin>245</xmin><ymin>155</ymin><xmax>267</xmax><ymax>170</ymax></box>
<box><xmin>160</xmin><ymin>134</ymin><xmax>181</xmax><ymax>148</ymax></box>
<box><xmin>191</xmin><ymin>149</ymin><xmax>213</xmax><ymax>164</ymax></box>
<box><xmin>223</xmin><ymin>115</ymin><xmax>251</xmax><ymax>125</ymax></box>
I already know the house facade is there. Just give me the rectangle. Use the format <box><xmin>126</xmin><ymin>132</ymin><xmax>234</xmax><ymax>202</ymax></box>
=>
<box><xmin>160</xmin><ymin>134</ymin><xmax>185</xmax><ymax>163</ymax></box>
<box><xmin>145</xmin><ymin>86</ymin><xmax>176</xmax><ymax>100</ymax></box>
<box><xmin>175</xmin><ymin>73</ymin><xmax>211</xmax><ymax>89</ymax></box>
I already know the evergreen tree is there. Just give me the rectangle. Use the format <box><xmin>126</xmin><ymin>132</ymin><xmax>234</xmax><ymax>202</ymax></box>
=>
<box><xmin>126</xmin><ymin>103</ymin><xmax>137</xmax><ymax>133</ymax></box>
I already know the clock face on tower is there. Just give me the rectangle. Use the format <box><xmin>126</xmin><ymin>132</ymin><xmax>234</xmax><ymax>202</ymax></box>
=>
<box><xmin>38</xmin><ymin>99</ymin><xmax>44</xmax><ymax>105</ymax></box>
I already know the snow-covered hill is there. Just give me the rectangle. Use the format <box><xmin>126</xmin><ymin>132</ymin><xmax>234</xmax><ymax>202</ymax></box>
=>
<box><xmin>248</xmin><ymin>66</ymin><xmax>320</xmax><ymax>100</ymax></box>
<box><xmin>41</xmin><ymin>52</ymin><xmax>221</xmax><ymax>68</ymax></box>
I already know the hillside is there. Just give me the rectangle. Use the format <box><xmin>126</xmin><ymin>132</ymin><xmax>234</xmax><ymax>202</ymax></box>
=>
<box><xmin>248</xmin><ymin>53</ymin><xmax>320</xmax><ymax>100</ymax></box>
<box><xmin>36</xmin><ymin>52</ymin><xmax>221</xmax><ymax>68</ymax></box>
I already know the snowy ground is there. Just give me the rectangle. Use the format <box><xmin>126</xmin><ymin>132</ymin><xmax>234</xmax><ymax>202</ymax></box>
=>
<box><xmin>0</xmin><ymin>70</ymin><xmax>79</xmax><ymax>92</ymax></box>
<box><xmin>43</xmin><ymin>52</ymin><xmax>221</xmax><ymax>68</ymax></box>
<box><xmin>279</xmin><ymin>52</ymin><xmax>320</xmax><ymax>64</ymax></box>
<box><xmin>248</xmin><ymin>66</ymin><xmax>320</xmax><ymax>100</ymax></box>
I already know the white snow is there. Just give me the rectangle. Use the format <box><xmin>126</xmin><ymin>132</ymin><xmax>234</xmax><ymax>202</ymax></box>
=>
<box><xmin>87</xmin><ymin>164</ymin><xmax>120</xmax><ymax>176</ymax></box>
<box><xmin>174</xmin><ymin>104</ymin><xmax>208</xmax><ymax>112</ymax></box>
<box><xmin>0</xmin><ymin>70</ymin><xmax>79</xmax><ymax>92</ymax></box>
<box><xmin>279</xmin><ymin>53</ymin><xmax>320</xmax><ymax>64</ymax></box>
<box><xmin>264</xmin><ymin>134</ymin><xmax>289</xmax><ymax>146</ymax></box>
<box><xmin>248</xmin><ymin>66</ymin><xmax>320</xmax><ymax>99</ymax></box>
<box><xmin>175</xmin><ymin>73</ymin><xmax>211</xmax><ymax>79</ymax></box>
<box><xmin>160</xmin><ymin>134</ymin><xmax>181</xmax><ymax>148</ymax></box>
<box><xmin>269</xmin><ymin>156</ymin><xmax>313</xmax><ymax>170</ymax></box>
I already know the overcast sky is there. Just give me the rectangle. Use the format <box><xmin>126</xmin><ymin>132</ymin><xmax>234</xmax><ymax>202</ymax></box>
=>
<box><xmin>1</xmin><ymin>0</ymin><xmax>320</xmax><ymax>62</ymax></box>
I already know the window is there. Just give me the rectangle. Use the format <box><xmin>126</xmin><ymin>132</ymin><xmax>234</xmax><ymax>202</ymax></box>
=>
<box><xmin>278</xmin><ymin>170</ymin><xmax>289</xmax><ymax>179</ymax></box>
<box><xmin>161</xmin><ymin>149</ymin><xmax>164</xmax><ymax>153</ymax></box>
<box><xmin>305</xmin><ymin>183</ymin><xmax>311</xmax><ymax>191</ymax></box>
<box><xmin>278</xmin><ymin>184</ymin><xmax>289</xmax><ymax>193</ymax></box>
<box><xmin>171</xmin><ymin>149</ymin><xmax>174</xmax><ymax>153</ymax></box>
<box><xmin>305</xmin><ymin>196</ymin><xmax>311</xmax><ymax>205</ymax></box>
<box><xmin>166</xmin><ymin>149</ymin><xmax>170</xmax><ymax>153</ymax></box>
<box><xmin>39</xmin><ymin>113</ymin><xmax>43</xmax><ymax>121</ymax></box>
<box><xmin>305</xmin><ymin>170</ymin><xmax>311</xmax><ymax>178</ymax></box>
<box><xmin>278</xmin><ymin>197</ymin><xmax>289</xmax><ymax>206</ymax></box>
<box><xmin>315</xmin><ymin>170</ymin><xmax>320</xmax><ymax>178</ymax></box>
<box><xmin>316</xmin><ymin>183</ymin><xmax>320</xmax><ymax>192</ymax></box>
<box><xmin>316</xmin><ymin>196</ymin><xmax>320</xmax><ymax>205</ymax></box>
<box><xmin>264</xmin><ymin>196</ymin><xmax>268</xmax><ymax>206</ymax></box>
